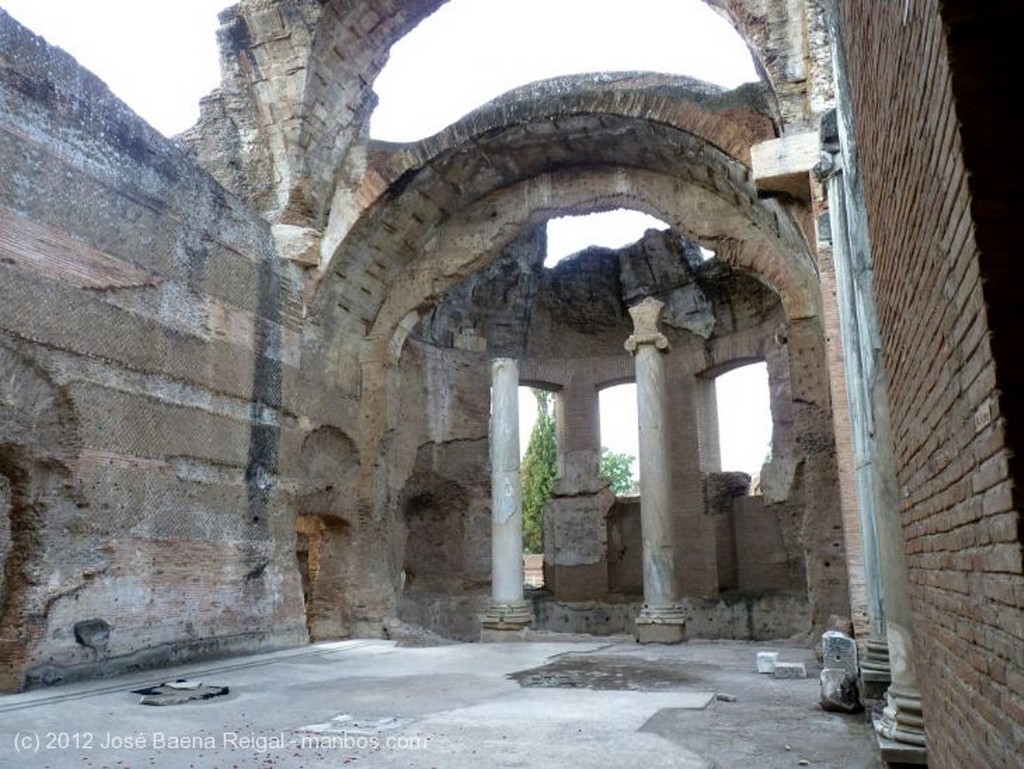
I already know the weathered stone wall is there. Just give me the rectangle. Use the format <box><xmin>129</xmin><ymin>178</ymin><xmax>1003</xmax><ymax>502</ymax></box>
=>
<box><xmin>531</xmin><ymin>593</ymin><xmax>809</xmax><ymax>640</ymax></box>
<box><xmin>0</xmin><ymin>473</ymin><xmax>9</xmax><ymax>616</ymax></box>
<box><xmin>837</xmin><ymin>1</ymin><xmax>1024</xmax><ymax>764</ymax></box>
<box><xmin>0</xmin><ymin>0</ymin><xmax>871</xmax><ymax>697</ymax></box>
<box><xmin>0</xmin><ymin>12</ymin><xmax>308</xmax><ymax>690</ymax></box>
<box><xmin>387</xmin><ymin>340</ymin><xmax>492</xmax><ymax>640</ymax></box>
<box><xmin>390</xmin><ymin>224</ymin><xmax>844</xmax><ymax>638</ymax></box>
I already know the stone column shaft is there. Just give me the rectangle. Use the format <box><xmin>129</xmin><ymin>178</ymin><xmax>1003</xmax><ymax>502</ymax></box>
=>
<box><xmin>626</xmin><ymin>298</ymin><xmax>685</xmax><ymax>643</ymax></box>
<box><xmin>483</xmin><ymin>358</ymin><xmax>531</xmax><ymax>632</ymax></box>
<box><xmin>872</xmin><ymin>388</ymin><xmax>925</xmax><ymax>747</ymax></box>
<box><xmin>826</xmin><ymin>45</ymin><xmax>924</xmax><ymax>749</ymax></box>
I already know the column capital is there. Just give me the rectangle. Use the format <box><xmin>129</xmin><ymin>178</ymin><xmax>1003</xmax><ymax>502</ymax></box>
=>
<box><xmin>491</xmin><ymin>356</ymin><xmax>518</xmax><ymax>374</ymax></box>
<box><xmin>625</xmin><ymin>297</ymin><xmax>670</xmax><ymax>354</ymax></box>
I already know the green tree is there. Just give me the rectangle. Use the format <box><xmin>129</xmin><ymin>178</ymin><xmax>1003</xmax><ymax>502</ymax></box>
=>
<box><xmin>520</xmin><ymin>389</ymin><xmax>556</xmax><ymax>554</ymax></box>
<box><xmin>600</xmin><ymin>447</ymin><xmax>636</xmax><ymax>496</ymax></box>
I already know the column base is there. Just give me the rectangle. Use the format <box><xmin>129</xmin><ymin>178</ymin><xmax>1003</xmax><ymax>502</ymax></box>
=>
<box><xmin>635</xmin><ymin>604</ymin><xmax>686</xmax><ymax>644</ymax></box>
<box><xmin>874</xmin><ymin>686</ymin><xmax>927</xmax><ymax>759</ymax></box>
<box><xmin>481</xmin><ymin>600</ymin><xmax>532</xmax><ymax>634</ymax></box>
<box><xmin>860</xmin><ymin>638</ymin><xmax>892</xmax><ymax>700</ymax></box>
<box><xmin>873</xmin><ymin>711</ymin><xmax>927</xmax><ymax>765</ymax></box>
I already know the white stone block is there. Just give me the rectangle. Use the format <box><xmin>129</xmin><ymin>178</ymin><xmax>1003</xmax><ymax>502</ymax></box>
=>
<box><xmin>773</xmin><ymin>662</ymin><xmax>807</xmax><ymax>679</ymax></box>
<box><xmin>756</xmin><ymin>651</ymin><xmax>780</xmax><ymax>673</ymax></box>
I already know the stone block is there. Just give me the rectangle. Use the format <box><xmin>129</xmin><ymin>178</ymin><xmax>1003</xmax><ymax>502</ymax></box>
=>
<box><xmin>821</xmin><ymin>630</ymin><xmax>858</xmax><ymax>676</ymax></box>
<box><xmin>873</xmin><ymin>718</ymin><xmax>929</xmax><ymax>766</ymax></box>
<box><xmin>635</xmin><ymin>622</ymin><xmax>686</xmax><ymax>644</ymax></box>
<box><xmin>756</xmin><ymin>651</ymin><xmax>780</xmax><ymax>673</ymax></box>
<box><xmin>759</xmin><ymin>457</ymin><xmax>800</xmax><ymax>504</ymax></box>
<box><xmin>819</xmin><ymin>668</ymin><xmax>862</xmax><ymax>713</ymax></box>
<box><xmin>772</xmin><ymin>662</ymin><xmax>807</xmax><ymax>679</ymax></box>
<box><xmin>480</xmin><ymin>626</ymin><xmax>530</xmax><ymax>643</ymax></box>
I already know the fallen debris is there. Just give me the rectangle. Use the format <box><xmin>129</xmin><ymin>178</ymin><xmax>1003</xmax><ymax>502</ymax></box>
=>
<box><xmin>132</xmin><ymin>679</ymin><xmax>229</xmax><ymax>706</ymax></box>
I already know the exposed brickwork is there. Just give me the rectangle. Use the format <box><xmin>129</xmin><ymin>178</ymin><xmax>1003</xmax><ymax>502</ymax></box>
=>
<box><xmin>12</xmin><ymin>7</ymin><xmax>1019</xmax><ymax>756</ymax></box>
<box><xmin>838</xmin><ymin>1</ymin><xmax>1024</xmax><ymax>765</ymax></box>
<box><xmin>0</xmin><ymin>11</ymin><xmax>308</xmax><ymax>691</ymax></box>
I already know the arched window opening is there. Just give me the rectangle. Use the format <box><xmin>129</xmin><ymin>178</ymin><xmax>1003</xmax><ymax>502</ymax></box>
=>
<box><xmin>371</xmin><ymin>0</ymin><xmax>760</xmax><ymax>141</ymax></box>
<box><xmin>545</xmin><ymin>210</ymin><xmax>670</xmax><ymax>267</ymax></box>
<box><xmin>714</xmin><ymin>362</ymin><xmax>772</xmax><ymax>491</ymax></box>
<box><xmin>518</xmin><ymin>385</ymin><xmax>558</xmax><ymax>587</ymax></box>
<box><xmin>598</xmin><ymin>382</ymin><xmax>639</xmax><ymax>495</ymax></box>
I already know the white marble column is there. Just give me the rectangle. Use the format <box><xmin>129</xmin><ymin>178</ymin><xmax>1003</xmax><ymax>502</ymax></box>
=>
<box><xmin>825</xmin><ymin>169</ymin><xmax>892</xmax><ymax>695</ymax></box>
<box><xmin>482</xmin><ymin>357</ymin><xmax>531</xmax><ymax>635</ymax></box>
<box><xmin>625</xmin><ymin>298</ymin><xmax>686</xmax><ymax>643</ymax></box>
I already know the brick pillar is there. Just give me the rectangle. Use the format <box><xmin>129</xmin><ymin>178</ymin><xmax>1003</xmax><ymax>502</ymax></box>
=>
<box><xmin>545</xmin><ymin>378</ymin><xmax>611</xmax><ymax>599</ymax></box>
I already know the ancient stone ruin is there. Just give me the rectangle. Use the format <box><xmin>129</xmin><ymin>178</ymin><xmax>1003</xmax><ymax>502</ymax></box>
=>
<box><xmin>1</xmin><ymin>3</ymin><xmax>1022</xmax><ymax>768</ymax></box>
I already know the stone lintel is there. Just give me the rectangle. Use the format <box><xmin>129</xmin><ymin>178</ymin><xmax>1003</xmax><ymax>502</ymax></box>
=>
<box><xmin>750</xmin><ymin>132</ymin><xmax>820</xmax><ymax>200</ymax></box>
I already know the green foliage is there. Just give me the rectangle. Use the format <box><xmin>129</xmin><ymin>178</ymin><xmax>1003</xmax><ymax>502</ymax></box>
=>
<box><xmin>520</xmin><ymin>389</ymin><xmax>556</xmax><ymax>554</ymax></box>
<box><xmin>600</xmin><ymin>447</ymin><xmax>636</xmax><ymax>496</ymax></box>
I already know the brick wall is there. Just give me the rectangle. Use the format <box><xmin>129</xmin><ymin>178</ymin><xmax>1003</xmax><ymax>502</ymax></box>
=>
<box><xmin>837</xmin><ymin>1</ymin><xmax>1024</xmax><ymax>765</ymax></box>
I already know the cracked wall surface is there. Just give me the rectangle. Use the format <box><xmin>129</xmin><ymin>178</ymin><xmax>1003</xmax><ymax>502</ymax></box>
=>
<box><xmin>0</xmin><ymin>11</ymin><xmax>309</xmax><ymax>690</ymax></box>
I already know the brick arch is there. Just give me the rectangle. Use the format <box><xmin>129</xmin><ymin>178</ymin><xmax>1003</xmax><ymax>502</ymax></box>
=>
<box><xmin>340</xmin><ymin>165</ymin><xmax>818</xmax><ymax>361</ymax></box>
<box><xmin>699</xmin><ymin>336</ymin><xmax>773</xmax><ymax>378</ymax></box>
<box><xmin>321</xmin><ymin>72</ymin><xmax>778</xmax><ymax>255</ymax></box>
<box><xmin>314</xmin><ymin>100</ymin><xmax>817</xmax><ymax>346</ymax></box>
<box><xmin>203</xmin><ymin>0</ymin><xmax>808</xmax><ymax>224</ymax></box>
<box><xmin>337</xmin><ymin>165</ymin><xmax>815</xmax><ymax>501</ymax></box>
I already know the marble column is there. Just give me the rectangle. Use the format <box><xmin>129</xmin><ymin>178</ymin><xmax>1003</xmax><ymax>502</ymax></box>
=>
<box><xmin>625</xmin><ymin>297</ymin><xmax>686</xmax><ymax>643</ymax></box>
<box><xmin>482</xmin><ymin>357</ymin><xmax>531</xmax><ymax>636</ymax></box>
<box><xmin>826</xmin><ymin>29</ymin><xmax>926</xmax><ymax>751</ymax></box>
<box><xmin>871</xmin><ymin>389</ymin><xmax>926</xmax><ymax>748</ymax></box>
<box><xmin>826</xmin><ymin>169</ymin><xmax>892</xmax><ymax>695</ymax></box>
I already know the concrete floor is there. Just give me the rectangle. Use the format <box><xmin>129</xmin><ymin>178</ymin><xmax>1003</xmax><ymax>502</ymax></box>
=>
<box><xmin>0</xmin><ymin>637</ymin><xmax>883</xmax><ymax>769</ymax></box>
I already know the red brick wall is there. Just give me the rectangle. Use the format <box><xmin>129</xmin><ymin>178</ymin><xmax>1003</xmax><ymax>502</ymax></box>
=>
<box><xmin>837</xmin><ymin>1</ymin><xmax>1024</xmax><ymax>765</ymax></box>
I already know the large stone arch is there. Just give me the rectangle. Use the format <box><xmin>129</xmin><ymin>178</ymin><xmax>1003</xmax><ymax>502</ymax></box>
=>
<box><xmin>298</xmin><ymin>77</ymin><xmax>821</xmax><ymax>463</ymax></box>
<box><xmin>186</xmin><ymin>0</ymin><xmax>826</xmax><ymax>225</ymax></box>
<box><xmin>312</xmin><ymin>77</ymin><xmax>818</xmax><ymax>337</ymax></box>
<box><xmin>284</xmin><ymin>27</ymin><xmax>840</xmax><ymax>638</ymax></box>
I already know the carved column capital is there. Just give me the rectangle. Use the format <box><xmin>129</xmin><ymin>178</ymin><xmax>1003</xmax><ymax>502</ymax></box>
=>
<box><xmin>625</xmin><ymin>297</ymin><xmax>670</xmax><ymax>354</ymax></box>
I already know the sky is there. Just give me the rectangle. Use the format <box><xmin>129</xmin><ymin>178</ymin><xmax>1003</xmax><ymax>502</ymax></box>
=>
<box><xmin>0</xmin><ymin>0</ymin><xmax>772</xmax><ymax>476</ymax></box>
<box><xmin>520</xmin><ymin>363</ymin><xmax>771</xmax><ymax>479</ymax></box>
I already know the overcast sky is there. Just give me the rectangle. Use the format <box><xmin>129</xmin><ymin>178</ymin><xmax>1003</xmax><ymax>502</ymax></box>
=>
<box><xmin>0</xmin><ymin>0</ymin><xmax>772</xmax><ymax>476</ymax></box>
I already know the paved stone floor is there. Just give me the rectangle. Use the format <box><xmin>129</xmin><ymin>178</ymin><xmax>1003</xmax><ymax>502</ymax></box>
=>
<box><xmin>0</xmin><ymin>637</ymin><xmax>884</xmax><ymax>768</ymax></box>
